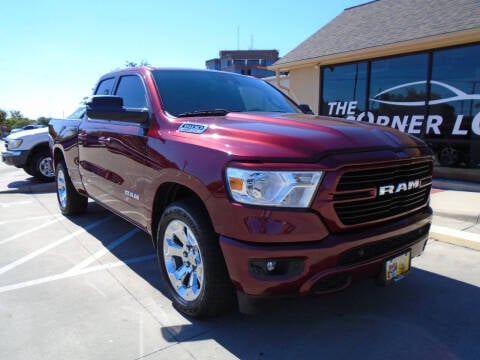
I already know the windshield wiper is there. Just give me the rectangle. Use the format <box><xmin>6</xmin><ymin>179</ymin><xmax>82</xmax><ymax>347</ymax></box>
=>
<box><xmin>177</xmin><ymin>109</ymin><xmax>230</xmax><ymax>118</ymax></box>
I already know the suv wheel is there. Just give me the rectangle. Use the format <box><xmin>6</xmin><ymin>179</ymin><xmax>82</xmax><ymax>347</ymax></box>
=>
<box><xmin>31</xmin><ymin>150</ymin><xmax>54</xmax><ymax>181</ymax></box>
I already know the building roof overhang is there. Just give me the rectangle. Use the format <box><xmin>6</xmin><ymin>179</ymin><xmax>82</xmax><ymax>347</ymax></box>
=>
<box><xmin>269</xmin><ymin>29</ymin><xmax>480</xmax><ymax>72</ymax></box>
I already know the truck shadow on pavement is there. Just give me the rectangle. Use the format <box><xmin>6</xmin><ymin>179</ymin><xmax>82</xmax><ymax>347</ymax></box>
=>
<box><xmin>0</xmin><ymin>178</ymin><xmax>56</xmax><ymax>194</ymax></box>
<box><xmin>160</xmin><ymin>260</ymin><xmax>480</xmax><ymax>359</ymax></box>
<box><xmin>63</xmin><ymin>202</ymin><xmax>480</xmax><ymax>360</ymax></box>
<box><xmin>62</xmin><ymin>201</ymin><xmax>166</xmax><ymax>292</ymax></box>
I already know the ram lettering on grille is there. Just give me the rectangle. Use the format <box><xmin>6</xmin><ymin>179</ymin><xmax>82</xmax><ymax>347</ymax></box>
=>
<box><xmin>378</xmin><ymin>179</ymin><xmax>420</xmax><ymax>196</ymax></box>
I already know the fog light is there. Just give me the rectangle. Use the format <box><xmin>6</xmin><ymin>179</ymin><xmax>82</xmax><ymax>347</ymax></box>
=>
<box><xmin>248</xmin><ymin>258</ymin><xmax>304</xmax><ymax>279</ymax></box>
<box><xmin>266</xmin><ymin>261</ymin><xmax>276</xmax><ymax>272</ymax></box>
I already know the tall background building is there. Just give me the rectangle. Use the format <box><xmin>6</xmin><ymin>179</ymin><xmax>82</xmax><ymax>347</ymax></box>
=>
<box><xmin>206</xmin><ymin>50</ymin><xmax>279</xmax><ymax>78</ymax></box>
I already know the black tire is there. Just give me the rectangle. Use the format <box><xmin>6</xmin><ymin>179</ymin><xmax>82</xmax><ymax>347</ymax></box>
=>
<box><xmin>55</xmin><ymin>160</ymin><xmax>88</xmax><ymax>215</ymax></box>
<box><xmin>30</xmin><ymin>150</ymin><xmax>55</xmax><ymax>182</ymax></box>
<box><xmin>156</xmin><ymin>200</ymin><xmax>235</xmax><ymax>318</ymax></box>
<box><xmin>23</xmin><ymin>166</ymin><xmax>35</xmax><ymax>177</ymax></box>
<box><xmin>437</xmin><ymin>145</ymin><xmax>460</xmax><ymax>167</ymax></box>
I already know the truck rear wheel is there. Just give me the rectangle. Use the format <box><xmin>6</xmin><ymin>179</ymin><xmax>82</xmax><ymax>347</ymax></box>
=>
<box><xmin>156</xmin><ymin>200</ymin><xmax>235</xmax><ymax>318</ymax></box>
<box><xmin>31</xmin><ymin>150</ymin><xmax>54</xmax><ymax>182</ymax></box>
<box><xmin>56</xmin><ymin>161</ymin><xmax>88</xmax><ymax>215</ymax></box>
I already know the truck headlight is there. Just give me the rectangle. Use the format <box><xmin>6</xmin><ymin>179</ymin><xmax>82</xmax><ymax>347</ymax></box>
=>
<box><xmin>226</xmin><ymin>168</ymin><xmax>323</xmax><ymax>208</ymax></box>
<box><xmin>7</xmin><ymin>139</ymin><xmax>23</xmax><ymax>149</ymax></box>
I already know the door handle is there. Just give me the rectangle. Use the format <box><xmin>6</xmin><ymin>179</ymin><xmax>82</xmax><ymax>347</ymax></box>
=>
<box><xmin>98</xmin><ymin>136</ymin><xmax>112</xmax><ymax>144</ymax></box>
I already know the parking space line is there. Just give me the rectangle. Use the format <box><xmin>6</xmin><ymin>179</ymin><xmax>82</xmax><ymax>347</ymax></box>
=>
<box><xmin>0</xmin><ymin>214</ymin><xmax>65</xmax><ymax>226</ymax></box>
<box><xmin>66</xmin><ymin>228</ymin><xmax>141</xmax><ymax>273</ymax></box>
<box><xmin>0</xmin><ymin>216</ymin><xmax>114</xmax><ymax>276</ymax></box>
<box><xmin>0</xmin><ymin>215</ymin><xmax>67</xmax><ymax>245</ymax></box>
<box><xmin>0</xmin><ymin>254</ymin><xmax>157</xmax><ymax>294</ymax></box>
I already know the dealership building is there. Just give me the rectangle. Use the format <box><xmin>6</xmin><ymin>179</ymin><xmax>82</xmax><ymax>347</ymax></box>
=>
<box><xmin>269</xmin><ymin>0</ymin><xmax>480</xmax><ymax>180</ymax></box>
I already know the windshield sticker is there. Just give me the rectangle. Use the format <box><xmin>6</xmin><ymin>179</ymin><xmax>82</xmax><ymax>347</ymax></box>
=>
<box><xmin>178</xmin><ymin>122</ymin><xmax>208</xmax><ymax>134</ymax></box>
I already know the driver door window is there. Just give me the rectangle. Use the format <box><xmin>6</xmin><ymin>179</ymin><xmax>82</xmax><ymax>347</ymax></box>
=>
<box><xmin>115</xmin><ymin>75</ymin><xmax>148</xmax><ymax>108</ymax></box>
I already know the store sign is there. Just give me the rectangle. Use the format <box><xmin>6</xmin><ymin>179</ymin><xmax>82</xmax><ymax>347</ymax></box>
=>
<box><xmin>327</xmin><ymin>81</ymin><xmax>480</xmax><ymax>136</ymax></box>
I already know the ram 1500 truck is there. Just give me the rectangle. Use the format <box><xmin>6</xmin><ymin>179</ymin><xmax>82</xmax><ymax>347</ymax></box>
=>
<box><xmin>49</xmin><ymin>67</ymin><xmax>433</xmax><ymax>317</ymax></box>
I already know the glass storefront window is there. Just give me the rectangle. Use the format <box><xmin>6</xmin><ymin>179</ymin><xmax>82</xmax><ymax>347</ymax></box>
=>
<box><xmin>321</xmin><ymin>62</ymin><xmax>367</xmax><ymax>119</ymax></box>
<box><xmin>430</xmin><ymin>44</ymin><xmax>480</xmax><ymax>168</ymax></box>
<box><xmin>369</xmin><ymin>54</ymin><xmax>429</xmax><ymax>109</ymax></box>
<box><xmin>368</xmin><ymin>53</ymin><xmax>429</xmax><ymax>134</ymax></box>
<box><xmin>320</xmin><ymin>43</ymin><xmax>480</xmax><ymax>176</ymax></box>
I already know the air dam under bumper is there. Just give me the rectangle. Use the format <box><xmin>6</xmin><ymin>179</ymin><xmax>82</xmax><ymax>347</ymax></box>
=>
<box><xmin>219</xmin><ymin>209</ymin><xmax>431</xmax><ymax>296</ymax></box>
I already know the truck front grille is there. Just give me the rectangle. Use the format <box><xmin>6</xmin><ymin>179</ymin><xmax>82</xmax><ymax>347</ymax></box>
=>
<box><xmin>333</xmin><ymin>161</ymin><xmax>433</xmax><ymax>226</ymax></box>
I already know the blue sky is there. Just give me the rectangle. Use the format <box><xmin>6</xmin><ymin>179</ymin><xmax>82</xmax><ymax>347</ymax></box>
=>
<box><xmin>1</xmin><ymin>0</ymin><xmax>365</xmax><ymax>119</ymax></box>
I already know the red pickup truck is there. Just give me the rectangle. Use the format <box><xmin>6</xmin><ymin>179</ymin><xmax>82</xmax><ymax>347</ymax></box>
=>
<box><xmin>49</xmin><ymin>67</ymin><xmax>433</xmax><ymax>317</ymax></box>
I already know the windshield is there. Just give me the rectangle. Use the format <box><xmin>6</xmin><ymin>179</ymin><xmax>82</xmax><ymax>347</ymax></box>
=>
<box><xmin>67</xmin><ymin>107</ymin><xmax>86</xmax><ymax>119</ymax></box>
<box><xmin>152</xmin><ymin>69</ymin><xmax>300</xmax><ymax>117</ymax></box>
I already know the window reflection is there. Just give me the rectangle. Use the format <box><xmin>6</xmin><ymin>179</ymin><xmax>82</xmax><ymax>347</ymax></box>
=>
<box><xmin>321</xmin><ymin>43</ymin><xmax>480</xmax><ymax>173</ymax></box>
<box><xmin>321</xmin><ymin>62</ymin><xmax>367</xmax><ymax>118</ymax></box>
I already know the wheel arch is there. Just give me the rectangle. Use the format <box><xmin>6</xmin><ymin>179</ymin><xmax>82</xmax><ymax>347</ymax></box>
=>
<box><xmin>26</xmin><ymin>142</ymin><xmax>50</xmax><ymax>167</ymax></box>
<box><xmin>52</xmin><ymin>146</ymin><xmax>65</xmax><ymax>169</ymax></box>
<box><xmin>151</xmin><ymin>182</ymin><xmax>212</xmax><ymax>247</ymax></box>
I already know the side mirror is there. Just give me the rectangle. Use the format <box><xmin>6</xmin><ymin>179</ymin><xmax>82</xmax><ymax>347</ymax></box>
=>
<box><xmin>298</xmin><ymin>104</ymin><xmax>314</xmax><ymax>115</ymax></box>
<box><xmin>86</xmin><ymin>95</ymin><xmax>149</xmax><ymax>124</ymax></box>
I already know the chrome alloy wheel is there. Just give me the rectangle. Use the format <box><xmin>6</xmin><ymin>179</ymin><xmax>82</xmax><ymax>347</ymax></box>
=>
<box><xmin>57</xmin><ymin>167</ymin><xmax>67</xmax><ymax>209</ymax></box>
<box><xmin>163</xmin><ymin>219</ymin><xmax>204</xmax><ymax>301</ymax></box>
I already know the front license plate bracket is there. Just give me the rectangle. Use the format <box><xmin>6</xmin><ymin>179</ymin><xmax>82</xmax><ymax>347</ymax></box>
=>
<box><xmin>382</xmin><ymin>250</ymin><xmax>411</xmax><ymax>285</ymax></box>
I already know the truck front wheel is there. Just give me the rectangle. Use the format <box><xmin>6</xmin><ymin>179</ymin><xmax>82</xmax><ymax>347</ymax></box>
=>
<box><xmin>156</xmin><ymin>200</ymin><xmax>235</xmax><ymax>318</ymax></box>
<box><xmin>56</xmin><ymin>161</ymin><xmax>88</xmax><ymax>215</ymax></box>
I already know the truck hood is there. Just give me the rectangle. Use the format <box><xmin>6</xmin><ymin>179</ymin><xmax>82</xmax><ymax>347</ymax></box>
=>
<box><xmin>6</xmin><ymin>126</ymin><xmax>48</xmax><ymax>140</ymax></box>
<box><xmin>174</xmin><ymin>112</ymin><xmax>429</xmax><ymax>161</ymax></box>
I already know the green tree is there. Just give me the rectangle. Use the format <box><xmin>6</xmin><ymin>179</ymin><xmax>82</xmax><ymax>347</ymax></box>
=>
<box><xmin>9</xmin><ymin>110</ymin><xmax>24</xmax><ymax>119</ymax></box>
<box><xmin>0</xmin><ymin>109</ymin><xmax>6</xmax><ymax>123</ymax></box>
<box><xmin>125</xmin><ymin>59</ymin><xmax>150</xmax><ymax>67</ymax></box>
<box><xmin>0</xmin><ymin>109</ymin><xmax>8</xmax><ymax>136</ymax></box>
<box><xmin>6</xmin><ymin>110</ymin><xmax>33</xmax><ymax>130</ymax></box>
<box><xmin>36</xmin><ymin>116</ymin><xmax>51</xmax><ymax>126</ymax></box>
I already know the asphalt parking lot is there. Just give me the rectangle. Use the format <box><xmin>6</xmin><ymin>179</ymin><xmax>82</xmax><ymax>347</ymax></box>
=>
<box><xmin>1</xmin><ymin>156</ymin><xmax>480</xmax><ymax>359</ymax></box>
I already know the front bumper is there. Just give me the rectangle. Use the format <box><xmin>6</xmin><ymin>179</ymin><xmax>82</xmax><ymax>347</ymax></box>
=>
<box><xmin>220</xmin><ymin>208</ymin><xmax>432</xmax><ymax>296</ymax></box>
<box><xmin>1</xmin><ymin>150</ymin><xmax>28</xmax><ymax>167</ymax></box>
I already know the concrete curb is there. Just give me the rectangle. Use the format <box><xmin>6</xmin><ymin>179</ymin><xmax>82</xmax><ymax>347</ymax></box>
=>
<box><xmin>432</xmin><ymin>179</ymin><xmax>480</xmax><ymax>193</ymax></box>
<box><xmin>433</xmin><ymin>210</ymin><xmax>480</xmax><ymax>225</ymax></box>
<box><xmin>430</xmin><ymin>225</ymin><xmax>480</xmax><ymax>251</ymax></box>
